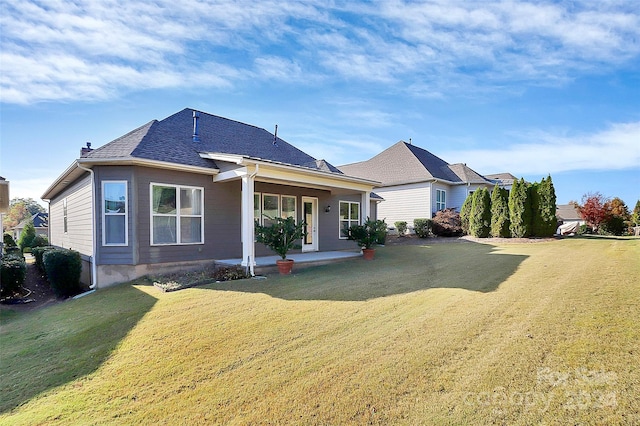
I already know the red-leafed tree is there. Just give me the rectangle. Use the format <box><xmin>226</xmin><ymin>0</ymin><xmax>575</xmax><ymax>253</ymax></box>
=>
<box><xmin>577</xmin><ymin>192</ymin><xmax>611</xmax><ymax>231</ymax></box>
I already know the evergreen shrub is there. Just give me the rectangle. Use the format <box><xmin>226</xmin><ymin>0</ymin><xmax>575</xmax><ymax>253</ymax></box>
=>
<box><xmin>394</xmin><ymin>221</ymin><xmax>407</xmax><ymax>236</ymax></box>
<box><xmin>43</xmin><ymin>249</ymin><xmax>83</xmax><ymax>298</ymax></box>
<box><xmin>413</xmin><ymin>218</ymin><xmax>432</xmax><ymax>238</ymax></box>
<box><xmin>1</xmin><ymin>257</ymin><xmax>27</xmax><ymax>296</ymax></box>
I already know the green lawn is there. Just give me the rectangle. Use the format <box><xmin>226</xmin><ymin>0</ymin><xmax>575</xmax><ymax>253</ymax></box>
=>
<box><xmin>1</xmin><ymin>237</ymin><xmax>639</xmax><ymax>425</ymax></box>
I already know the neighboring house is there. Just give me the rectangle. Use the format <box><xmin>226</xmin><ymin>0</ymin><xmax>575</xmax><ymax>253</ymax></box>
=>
<box><xmin>556</xmin><ymin>204</ymin><xmax>585</xmax><ymax>235</ymax></box>
<box><xmin>339</xmin><ymin>141</ymin><xmax>511</xmax><ymax>229</ymax></box>
<box><xmin>12</xmin><ymin>212</ymin><xmax>48</xmax><ymax>242</ymax></box>
<box><xmin>42</xmin><ymin>108</ymin><xmax>380</xmax><ymax>288</ymax></box>
<box><xmin>484</xmin><ymin>173</ymin><xmax>517</xmax><ymax>191</ymax></box>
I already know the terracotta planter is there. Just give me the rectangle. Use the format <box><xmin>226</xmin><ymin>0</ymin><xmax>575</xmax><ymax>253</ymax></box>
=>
<box><xmin>276</xmin><ymin>259</ymin><xmax>295</xmax><ymax>275</ymax></box>
<box><xmin>362</xmin><ymin>248</ymin><xmax>376</xmax><ymax>260</ymax></box>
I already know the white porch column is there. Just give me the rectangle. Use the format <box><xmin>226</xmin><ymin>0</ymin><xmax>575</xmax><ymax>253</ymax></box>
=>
<box><xmin>361</xmin><ymin>191</ymin><xmax>371</xmax><ymax>222</ymax></box>
<box><xmin>240</xmin><ymin>167</ymin><xmax>256</xmax><ymax>268</ymax></box>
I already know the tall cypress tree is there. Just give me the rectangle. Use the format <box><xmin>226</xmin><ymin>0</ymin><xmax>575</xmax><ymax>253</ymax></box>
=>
<box><xmin>460</xmin><ymin>194</ymin><xmax>473</xmax><ymax>235</ymax></box>
<box><xmin>490</xmin><ymin>184</ymin><xmax>510</xmax><ymax>237</ymax></box>
<box><xmin>537</xmin><ymin>175</ymin><xmax>558</xmax><ymax>237</ymax></box>
<box><xmin>530</xmin><ymin>181</ymin><xmax>542</xmax><ymax>236</ymax></box>
<box><xmin>469</xmin><ymin>187</ymin><xmax>491</xmax><ymax>238</ymax></box>
<box><xmin>509</xmin><ymin>178</ymin><xmax>532</xmax><ymax>238</ymax></box>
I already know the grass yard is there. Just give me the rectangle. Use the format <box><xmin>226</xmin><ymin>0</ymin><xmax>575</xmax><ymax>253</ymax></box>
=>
<box><xmin>1</xmin><ymin>237</ymin><xmax>639</xmax><ymax>425</ymax></box>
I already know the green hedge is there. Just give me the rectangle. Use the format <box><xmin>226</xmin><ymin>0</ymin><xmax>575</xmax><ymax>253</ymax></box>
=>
<box><xmin>31</xmin><ymin>246</ymin><xmax>56</xmax><ymax>273</ymax></box>
<box><xmin>43</xmin><ymin>249</ymin><xmax>83</xmax><ymax>298</ymax></box>
<box><xmin>1</xmin><ymin>257</ymin><xmax>27</xmax><ymax>296</ymax></box>
<box><xmin>413</xmin><ymin>218</ymin><xmax>432</xmax><ymax>238</ymax></box>
<box><xmin>394</xmin><ymin>221</ymin><xmax>407</xmax><ymax>236</ymax></box>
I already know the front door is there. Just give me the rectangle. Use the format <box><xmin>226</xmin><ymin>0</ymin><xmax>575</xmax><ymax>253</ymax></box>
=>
<box><xmin>302</xmin><ymin>197</ymin><xmax>318</xmax><ymax>252</ymax></box>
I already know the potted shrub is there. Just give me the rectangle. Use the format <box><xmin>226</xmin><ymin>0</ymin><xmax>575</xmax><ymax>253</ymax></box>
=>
<box><xmin>255</xmin><ymin>216</ymin><xmax>307</xmax><ymax>275</ymax></box>
<box><xmin>344</xmin><ymin>217</ymin><xmax>386</xmax><ymax>260</ymax></box>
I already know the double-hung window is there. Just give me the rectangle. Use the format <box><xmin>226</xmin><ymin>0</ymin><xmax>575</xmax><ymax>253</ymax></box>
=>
<box><xmin>436</xmin><ymin>189</ymin><xmax>446</xmax><ymax>211</ymax></box>
<box><xmin>339</xmin><ymin>201</ymin><xmax>360</xmax><ymax>238</ymax></box>
<box><xmin>151</xmin><ymin>183</ymin><xmax>204</xmax><ymax>245</ymax></box>
<box><xmin>63</xmin><ymin>198</ymin><xmax>68</xmax><ymax>233</ymax></box>
<box><xmin>103</xmin><ymin>181</ymin><xmax>128</xmax><ymax>245</ymax></box>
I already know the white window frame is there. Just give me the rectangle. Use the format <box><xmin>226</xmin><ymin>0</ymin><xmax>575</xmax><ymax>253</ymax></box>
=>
<box><xmin>339</xmin><ymin>200</ymin><xmax>360</xmax><ymax>239</ymax></box>
<box><xmin>150</xmin><ymin>183</ymin><xmax>204</xmax><ymax>246</ymax></box>
<box><xmin>436</xmin><ymin>189</ymin><xmax>446</xmax><ymax>211</ymax></box>
<box><xmin>281</xmin><ymin>195</ymin><xmax>297</xmax><ymax>221</ymax></box>
<box><xmin>102</xmin><ymin>180</ymin><xmax>128</xmax><ymax>246</ymax></box>
<box><xmin>63</xmin><ymin>198</ymin><xmax>68</xmax><ymax>233</ymax></box>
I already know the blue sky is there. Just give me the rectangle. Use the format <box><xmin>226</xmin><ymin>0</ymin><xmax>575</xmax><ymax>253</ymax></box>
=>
<box><xmin>1</xmin><ymin>0</ymin><xmax>639</xmax><ymax>208</ymax></box>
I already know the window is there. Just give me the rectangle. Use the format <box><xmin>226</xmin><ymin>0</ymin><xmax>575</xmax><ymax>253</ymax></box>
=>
<box><xmin>254</xmin><ymin>193</ymin><xmax>297</xmax><ymax>225</ymax></box>
<box><xmin>103</xmin><ymin>181</ymin><xmax>128</xmax><ymax>246</ymax></box>
<box><xmin>151</xmin><ymin>183</ymin><xmax>203</xmax><ymax>245</ymax></box>
<box><xmin>281</xmin><ymin>195</ymin><xmax>296</xmax><ymax>220</ymax></box>
<box><xmin>63</xmin><ymin>198</ymin><xmax>68</xmax><ymax>233</ymax></box>
<box><xmin>339</xmin><ymin>201</ymin><xmax>360</xmax><ymax>238</ymax></box>
<box><xmin>436</xmin><ymin>189</ymin><xmax>446</xmax><ymax>211</ymax></box>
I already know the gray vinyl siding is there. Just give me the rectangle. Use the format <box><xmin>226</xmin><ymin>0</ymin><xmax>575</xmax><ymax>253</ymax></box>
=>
<box><xmin>375</xmin><ymin>182</ymin><xmax>431</xmax><ymax>226</ymax></box>
<box><xmin>134</xmin><ymin>166</ymin><xmax>240</xmax><ymax>264</ymax></box>
<box><xmin>93</xmin><ymin>166</ymin><xmax>135</xmax><ymax>265</ymax></box>
<box><xmin>49</xmin><ymin>174</ymin><xmax>93</xmax><ymax>256</ymax></box>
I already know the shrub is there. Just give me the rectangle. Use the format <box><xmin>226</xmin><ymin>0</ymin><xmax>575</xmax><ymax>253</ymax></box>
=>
<box><xmin>599</xmin><ymin>215</ymin><xmax>626</xmax><ymax>236</ymax></box>
<box><xmin>43</xmin><ymin>249</ymin><xmax>83</xmax><ymax>298</ymax></box>
<box><xmin>3</xmin><ymin>233</ymin><xmax>17</xmax><ymax>249</ymax></box>
<box><xmin>490</xmin><ymin>185</ymin><xmax>510</xmax><ymax>238</ymax></box>
<box><xmin>213</xmin><ymin>266</ymin><xmax>249</xmax><ymax>281</ymax></box>
<box><xmin>376</xmin><ymin>219</ymin><xmax>388</xmax><ymax>245</ymax></box>
<box><xmin>431</xmin><ymin>208</ymin><xmax>462</xmax><ymax>237</ymax></box>
<box><xmin>344</xmin><ymin>218</ymin><xmax>386</xmax><ymax>249</ymax></box>
<box><xmin>1</xmin><ymin>257</ymin><xmax>27</xmax><ymax>296</ymax></box>
<box><xmin>31</xmin><ymin>234</ymin><xmax>49</xmax><ymax>248</ymax></box>
<box><xmin>469</xmin><ymin>188</ymin><xmax>491</xmax><ymax>238</ymax></box>
<box><xmin>31</xmin><ymin>246</ymin><xmax>55</xmax><ymax>273</ymax></box>
<box><xmin>4</xmin><ymin>246</ymin><xmax>23</xmax><ymax>260</ymax></box>
<box><xmin>18</xmin><ymin>220</ymin><xmax>36</xmax><ymax>252</ymax></box>
<box><xmin>394</xmin><ymin>221</ymin><xmax>407</xmax><ymax>237</ymax></box>
<box><xmin>413</xmin><ymin>218</ymin><xmax>432</xmax><ymax>238</ymax></box>
<box><xmin>577</xmin><ymin>224</ymin><xmax>592</xmax><ymax>235</ymax></box>
<box><xmin>459</xmin><ymin>195</ymin><xmax>473</xmax><ymax>235</ymax></box>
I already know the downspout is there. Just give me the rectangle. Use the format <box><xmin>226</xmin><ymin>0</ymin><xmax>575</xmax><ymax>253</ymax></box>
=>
<box><xmin>248</xmin><ymin>164</ymin><xmax>259</xmax><ymax>277</ymax></box>
<box><xmin>76</xmin><ymin>162</ymin><xmax>98</xmax><ymax>289</ymax></box>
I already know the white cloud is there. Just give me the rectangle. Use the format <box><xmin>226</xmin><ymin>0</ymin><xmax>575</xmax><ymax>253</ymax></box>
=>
<box><xmin>0</xmin><ymin>0</ymin><xmax>639</xmax><ymax>104</ymax></box>
<box><xmin>440</xmin><ymin>121</ymin><xmax>640</xmax><ymax>175</ymax></box>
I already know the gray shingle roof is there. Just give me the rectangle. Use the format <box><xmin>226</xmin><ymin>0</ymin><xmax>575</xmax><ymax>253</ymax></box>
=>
<box><xmin>84</xmin><ymin>108</ymin><xmax>341</xmax><ymax>172</ymax></box>
<box><xmin>339</xmin><ymin>141</ymin><xmax>490</xmax><ymax>186</ymax></box>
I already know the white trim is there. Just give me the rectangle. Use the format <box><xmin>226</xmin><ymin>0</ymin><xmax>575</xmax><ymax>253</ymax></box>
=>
<box><xmin>241</xmin><ymin>170</ymin><xmax>256</xmax><ymax>268</ymax></box>
<box><xmin>338</xmin><ymin>200</ymin><xmax>360</xmax><ymax>239</ymax></box>
<box><xmin>436</xmin><ymin>189</ymin><xmax>446</xmax><ymax>211</ymax></box>
<box><xmin>149</xmin><ymin>182</ymin><xmax>204</xmax><ymax>246</ymax></box>
<box><xmin>301</xmin><ymin>197</ymin><xmax>318</xmax><ymax>252</ymax></box>
<box><xmin>101</xmin><ymin>180</ymin><xmax>128</xmax><ymax>247</ymax></box>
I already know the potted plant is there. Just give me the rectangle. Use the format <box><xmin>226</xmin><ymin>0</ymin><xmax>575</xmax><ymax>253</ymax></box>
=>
<box><xmin>344</xmin><ymin>217</ymin><xmax>387</xmax><ymax>260</ymax></box>
<box><xmin>255</xmin><ymin>216</ymin><xmax>307</xmax><ymax>274</ymax></box>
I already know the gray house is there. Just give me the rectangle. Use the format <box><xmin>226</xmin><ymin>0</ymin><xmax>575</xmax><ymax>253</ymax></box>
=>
<box><xmin>339</xmin><ymin>141</ymin><xmax>511</xmax><ymax>230</ymax></box>
<box><xmin>42</xmin><ymin>108</ymin><xmax>380</xmax><ymax>288</ymax></box>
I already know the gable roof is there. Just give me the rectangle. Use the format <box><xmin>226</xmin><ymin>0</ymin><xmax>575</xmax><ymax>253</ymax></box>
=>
<box><xmin>556</xmin><ymin>204</ymin><xmax>582</xmax><ymax>221</ymax></box>
<box><xmin>14</xmin><ymin>212</ymin><xmax>48</xmax><ymax>230</ymax></box>
<box><xmin>44</xmin><ymin>109</ymin><xmax>367</xmax><ymax>200</ymax></box>
<box><xmin>83</xmin><ymin>108</ymin><xmax>332</xmax><ymax>170</ymax></box>
<box><xmin>339</xmin><ymin>141</ymin><xmax>491</xmax><ymax>186</ymax></box>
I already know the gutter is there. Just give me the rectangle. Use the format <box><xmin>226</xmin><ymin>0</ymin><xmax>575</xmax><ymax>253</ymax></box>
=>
<box><xmin>76</xmin><ymin>162</ymin><xmax>98</xmax><ymax>290</ymax></box>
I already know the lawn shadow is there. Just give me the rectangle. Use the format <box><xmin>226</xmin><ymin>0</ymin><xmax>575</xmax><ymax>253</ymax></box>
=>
<box><xmin>0</xmin><ymin>285</ymin><xmax>157</xmax><ymax>414</ymax></box>
<box><xmin>208</xmin><ymin>241</ymin><xmax>528</xmax><ymax>302</ymax></box>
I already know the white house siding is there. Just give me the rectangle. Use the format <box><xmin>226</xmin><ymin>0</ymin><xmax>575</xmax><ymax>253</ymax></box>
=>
<box><xmin>49</xmin><ymin>174</ymin><xmax>93</xmax><ymax>256</ymax></box>
<box><xmin>375</xmin><ymin>182</ymin><xmax>431</xmax><ymax>228</ymax></box>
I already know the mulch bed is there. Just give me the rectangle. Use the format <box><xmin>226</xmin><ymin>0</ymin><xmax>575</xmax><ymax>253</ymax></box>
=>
<box><xmin>0</xmin><ymin>262</ymin><xmax>61</xmax><ymax>313</ymax></box>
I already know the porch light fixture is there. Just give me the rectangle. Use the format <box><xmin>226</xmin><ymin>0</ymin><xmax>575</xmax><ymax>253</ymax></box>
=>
<box><xmin>325</xmin><ymin>205</ymin><xmax>331</xmax><ymax>213</ymax></box>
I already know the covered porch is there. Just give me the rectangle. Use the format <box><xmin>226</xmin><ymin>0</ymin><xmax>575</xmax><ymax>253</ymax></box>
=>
<box><xmin>216</xmin><ymin>249</ymin><xmax>364</xmax><ymax>274</ymax></box>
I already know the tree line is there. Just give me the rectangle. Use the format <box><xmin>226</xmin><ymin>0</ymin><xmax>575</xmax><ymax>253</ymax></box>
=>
<box><xmin>460</xmin><ymin>176</ymin><xmax>557</xmax><ymax>238</ymax></box>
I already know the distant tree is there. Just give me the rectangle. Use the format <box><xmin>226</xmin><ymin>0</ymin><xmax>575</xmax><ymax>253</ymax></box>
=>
<box><xmin>577</xmin><ymin>192</ymin><xmax>611</xmax><ymax>232</ymax></box>
<box><xmin>469</xmin><ymin>188</ymin><xmax>491</xmax><ymax>238</ymax></box>
<box><xmin>17</xmin><ymin>220</ymin><xmax>36</xmax><ymax>251</ymax></box>
<box><xmin>490</xmin><ymin>185</ymin><xmax>510</xmax><ymax>238</ymax></box>
<box><xmin>509</xmin><ymin>178</ymin><xmax>532</xmax><ymax>238</ymax></box>
<box><xmin>532</xmin><ymin>175</ymin><xmax>557</xmax><ymax>237</ymax></box>
<box><xmin>609</xmin><ymin>197</ymin><xmax>630</xmax><ymax>221</ymax></box>
<box><xmin>460</xmin><ymin>194</ymin><xmax>473</xmax><ymax>235</ymax></box>
<box><xmin>3</xmin><ymin>198</ymin><xmax>45</xmax><ymax>232</ymax></box>
<box><xmin>632</xmin><ymin>200</ymin><xmax>640</xmax><ymax>226</ymax></box>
